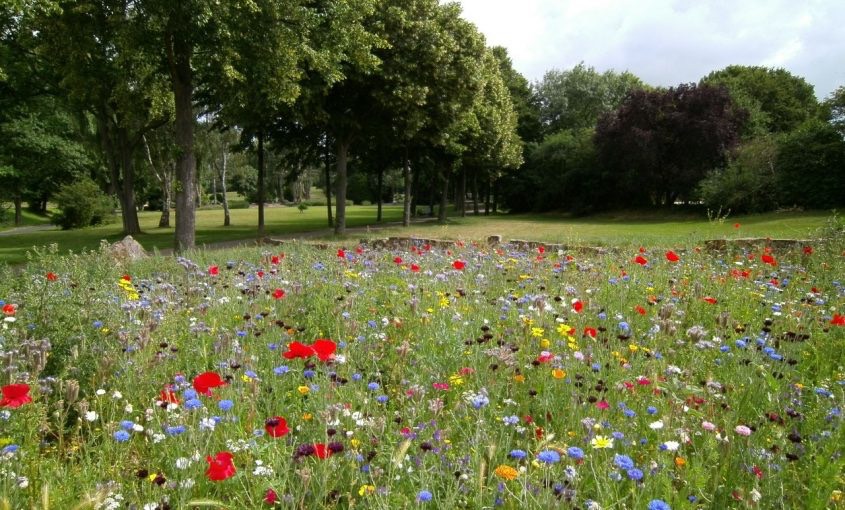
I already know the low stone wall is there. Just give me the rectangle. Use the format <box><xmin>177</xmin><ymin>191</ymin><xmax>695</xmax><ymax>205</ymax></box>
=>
<box><xmin>703</xmin><ymin>238</ymin><xmax>815</xmax><ymax>251</ymax></box>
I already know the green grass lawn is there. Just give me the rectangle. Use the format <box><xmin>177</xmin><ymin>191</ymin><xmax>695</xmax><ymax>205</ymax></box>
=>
<box><xmin>0</xmin><ymin>205</ymin><xmax>837</xmax><ymax>265</ymax></box>
<box><xmin>0</xmin><ymin>208</ymin><xmax>54</xmax><ymax>230</ymax></box>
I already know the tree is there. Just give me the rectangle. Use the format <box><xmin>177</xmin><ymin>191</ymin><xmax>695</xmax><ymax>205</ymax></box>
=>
<box><xmin>703</xmin><ymin>65</ymin><xmax>819</xmax><ymax>134</ymax></box>
<box><xmin>595</xmin><ymin>83</ymin><xmax>747</xmax><ymax>207</ymax></box>
<box><xmin>776</xmin><ymin>120</ymin><xmax>845</xmax><ymax>209</ymax></box>
<box><xmin>37</xmin><ymin>0</ymin><xmax>171</xmax><ymax>235</ymax></box>
<box><xmin>536</xmin><ymin>63</ymin><xmax>644</xmax><ymax>134</ymax></box>
<box><xmin>489</xmin><ymin>46</ymin><xmax>542</xmax><ymax>144</ymax></box>
<box><xmin>822</xmin><ymin>85</ymin><xmax>845</xmax><ymax>136</ymax></box>
<box><xmin>697</xmin><ymin>136</ymin><xmax>779</xmax><ymax>214</ymax></box>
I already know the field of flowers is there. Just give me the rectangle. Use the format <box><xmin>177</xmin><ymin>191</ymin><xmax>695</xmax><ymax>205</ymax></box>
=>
<box><xmin>0</xmin><ymin>235</ymin><xmax>843</xmax><ymax>509</ymax></box>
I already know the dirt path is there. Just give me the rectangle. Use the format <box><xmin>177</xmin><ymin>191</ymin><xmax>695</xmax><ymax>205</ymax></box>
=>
<box><xmin>0</xmin><ymin>224</ymin><xmax>58</xmax><ymax>236</ymax></box>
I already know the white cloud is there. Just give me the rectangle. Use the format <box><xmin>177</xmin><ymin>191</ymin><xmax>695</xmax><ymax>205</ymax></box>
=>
<box><xmin>452</xmin><ymin>0</ymin><xmax>845</xmax><ymax>98</ymax></box>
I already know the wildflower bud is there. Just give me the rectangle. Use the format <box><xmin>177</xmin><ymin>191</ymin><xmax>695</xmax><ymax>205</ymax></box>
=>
<box><xmin>64</xmin><ymin>379</ymin><xmax>80</xmax><ymax>404</ymax></box>
<box><xmin>658</xmin><ymin>303</ymin><xmax>674</xmax><ymax>320</ymax></box>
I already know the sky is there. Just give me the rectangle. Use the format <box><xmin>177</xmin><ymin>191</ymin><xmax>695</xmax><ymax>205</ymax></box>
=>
<box><xmin>453</xmin><ymin>0</ymin><xmax>844</xmax><ymax>99</ymax></box>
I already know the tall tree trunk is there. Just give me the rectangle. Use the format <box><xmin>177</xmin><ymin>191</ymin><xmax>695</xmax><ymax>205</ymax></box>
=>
<box><xmin>334</xmin><ymin>137</ymin><xmax>350</xmax><ymax>235</ymax></box>
<box><xmin>195</xmin><ymin>153</ymin><xmax>202</xmax><ymax>208</ymax></box>
<box><xmin>491</xmin><ymin>176</ymin><xmax>498</xmax><ymax>213</ymax></box>
<box><xmin>402</xmin><ymin>154</ymin><xmax>412</xmax><ymax>227</ymax></box>
<box><xmin>472</xmin><ymin>171</ymin><xmax>480</xmax><ymax>215</ymax></box>
<box><xmin>257</xmin><ymin>130</ymin><xmax>266</xmax><ymax>237</ymax></box>
<box><xmin>118</xmin><ymin>129</ymin><xmax>141</xmax><ymax>235</ymax></box>
<box><xmin>13</xmin><ymin>196</ymin><xmax>22</xmax><ymax>226</ymax></box>
<box><xmin>143</xmin><ymin>135</ymin><xmax>171</xmax><ymax>228</ymax></box>
<box><xmin>221</xmin><ymin>149</ymin><xmax>230</xmax><ymax>227</ymax></box>
<box><xmin>376</xmin><ymin>164</ymin><xmax>384</xmax><ymax>222</ymax></box>
<box><xmin>211</xmin><ymin>171</ymin><xmax>217</xmax><ymax>204</ymax></box>
<box><xmin>458</xmin><ymin>167</ymin><xmax>467</xmax><ymax>217</ymax></box>
<box><xmin>437</xmin><ymin>169</ymin><xmax>449</xmax><ymax>224</ymax></box>
<box><xmin>168</xmin><ymin>26</ymin><xmax>196</xmax><ymax>253</ymax></box>
<box><xmin>324</xmin><ymin>142</ymin><xmax>333</xmax><ymax>227</ymax></box>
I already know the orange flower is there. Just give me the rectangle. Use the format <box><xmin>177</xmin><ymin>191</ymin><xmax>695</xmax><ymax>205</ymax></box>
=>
<box><xmin>674</xmin><ymin>456</ymin><xmax>686</xmax><ymax>468</ymax></box>
<box><xmin>551</xmin><ymin>369</ymin><xmax>566</xmax><ymax>379</ymax></box>
<box><xmin>494</xmin><ymin>464</ymin><xmax>519</xmax><ymax>481</ymax></box>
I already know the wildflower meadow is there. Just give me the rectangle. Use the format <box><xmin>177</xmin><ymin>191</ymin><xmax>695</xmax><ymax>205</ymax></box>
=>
<box><xmin>0</xmin><ymin>233</ymin><xmax>843</xmax><ymax>509</ymax></box>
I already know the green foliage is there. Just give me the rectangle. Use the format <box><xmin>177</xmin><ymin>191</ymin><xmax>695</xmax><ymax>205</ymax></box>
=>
<box><xmin>698</xmin><ymin>137</ymin><xmax>779</xmax><ymax>213</ymax></box>
<box><xmin>822</xmin><ymin>85</ymin><xmax>845</xmax><ymax>136</ymax></box>
<box><xmin>52</xmin><ymin>177</ymin><xmax>115</xmax><ymax>229</ymax></box>
<box><xmin>500</xmin><ymin>128</ymin><xmax>597</xmax><ymax>213</ymax></box>
<box><xmin>776</xmin><ymin>120</ymin><xmax>845</xmax><ymax>209</ymax></box>
<box><xmin>703</xmin><ymin>65</ymin><xmax>820</xmax><ymax>134</ymax></box>
<box><xmin>536</xmin><ymin>62</ymin><xmax>644</xmax><ymax>134</ymax></box>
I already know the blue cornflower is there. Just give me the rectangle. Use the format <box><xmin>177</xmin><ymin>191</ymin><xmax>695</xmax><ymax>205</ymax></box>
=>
<box><xmin>627</xmin><ymin>467</ymin><xmax>644</xmax><ymax>481</ymax></box>
<box><xmin>471</xmin><ymin>394</ymin><xmax>489</xmax><ymax>409</ymax></box>
<box><xmin>567</xmin><ymin>446</ymin><xmax>585</xmax><ymax>460</ymax></box>
<box><xmin>218</xmin><ymin>400</ymin><xmax>234</xmax><ymax>412</ymax></box>
<box><xmin>647</xmin><ymin>406</ymin><xmax>658</xmax><ymax>415</ymax></box>
<box><xmin>184</xmin><ymin>398</ymin><xmax>203</xmax><ymax>410</ymax></box>
<box><xmin>120</xmin><ymin>420</ymin><xmax>135</xmax><ymax>431</ymax></box>
<box><xmin>537</xmin><ymin>450</ymin><xmax>561</xmax><ymax>464</ymax></box>
<box><xmin>274</xmin><ymin>365</ymin><xmax>289</xmax><ymax>376</ymax></box>
<box><xmin>1</xmin><ymin>444</ymin><xmax>19</xmax><ymax>454</ymax></box>
<box><xmin>735</xmin><ymin>339</ymin><xmax>747</xmax><ymax>349</ymax></box>
<box><xmin>417</xmin><ymin>490</ymin><xmax>433</xmax><ymax>502</ymax></box>
<box><xmin>509</xmin><ymin>449</ymin><xmax>527</xmax><ymax>459</ymax></box>
<box><xmin>303</xmin><ymin>369</ymin><xmax>316</xmax><ymax>379</ymax></box>
<box><xmin>502</xmin><ymin>415</ymin><xmax>520</xmax><ymax>426</ymax></box>
<box><xmin>367</xmin><ymin>382</ymin><xmax>380</xmax><ymax>391</ymax></box>
<box><xmin>352</xmin><ymin>373</ymin><xmax>363</xmax><ymax>381</ymax></box>
<box><xmin>113</xmin><ymin>430</ymin><xmax>131</xmax><ymax>442</ymax></box>
<box><xmin>376</xmin><ymin>395</ymin><xmax>389</xmax><ymax>403</ymax></box>
<box><xmin>182</xmin><ymin>388</ymin><xmax>198</xmax><ymax>400</ymax></box>
<box><xmin>244</xmin><ymin>370</ymin><xmax>258</xmax><ymax>379</ymax></box>
<box><xmin>618</xmin><ymin>321</ymin><xmax>630</xmax><ymax>332</ymax></box>
<box><xmin>648</xmin><ymin>500</ymin><xmax>671</xmax><ymax>510</ymax></box>
<box><xmin>93</xmin><ymin>320</ymin><xmax>103</xmax><ymax>328</ymax></box>
<box><xmin>165</xmin><ymin>425</ymin><xmax>186</xmax><ymax>436</ymax></box>
<box><xmin>623</xmin><ymin>408</ymin><xmax>637</xmax><ymax>418</ymax></box>
<box><xmin>613</xmin><ymin>454</ymin><xmax>634</xmax><ymax>470</ymax></box>
<box><xmin>591</xmin><ymin>363</ymin><xmax>601</xmax><ymax>372</ymax></box>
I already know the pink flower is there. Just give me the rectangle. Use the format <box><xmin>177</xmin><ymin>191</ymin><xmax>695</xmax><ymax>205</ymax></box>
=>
<box><xmin>701</xmin><ymin>421</ymin><xmax>716</xmax><ymax>431</ymax></box>
<box><xmin>735</xmin><ymin>425</ymin><xmax>752</xmax><ymax>436</ymax></box>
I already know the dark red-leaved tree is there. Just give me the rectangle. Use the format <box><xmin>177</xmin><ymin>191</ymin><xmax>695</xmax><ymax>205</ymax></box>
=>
<box><xmin>595</xmin><ymin>83</ymin><xmax>747</xmax><ymax>207</ymax></box>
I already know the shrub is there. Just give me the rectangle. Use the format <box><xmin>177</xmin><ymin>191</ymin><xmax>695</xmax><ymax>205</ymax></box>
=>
<box><xmin>53</xmin><ymin>177</ymin><xmax>114</xmax><ymax>229</ymax></box>
<box><xmin>698</xmin><ymin>137</ymin><xmax>779</xmax><ymax>213</ymax></box>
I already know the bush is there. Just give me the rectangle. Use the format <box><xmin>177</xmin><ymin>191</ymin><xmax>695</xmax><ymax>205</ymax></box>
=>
<box><xmin>698</xmin><ymin>137</ymin><xmax>779</xmax><ymax>214</ymax></box>
<box><xmin>776</xmin><ymin>120</ymin><xmax>845</xmax><ymax>209</ymax></box>
<box><xmin>53</xmin><ymin>177</ymin><xmax>114</xmax><ymax>229</ymax></box>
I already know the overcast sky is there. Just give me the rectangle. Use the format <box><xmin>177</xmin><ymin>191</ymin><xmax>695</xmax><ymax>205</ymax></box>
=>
<box><xmin>453</xmin><ymin>0</ymin><xmax>844</xmax><ymax>99</ymax></box>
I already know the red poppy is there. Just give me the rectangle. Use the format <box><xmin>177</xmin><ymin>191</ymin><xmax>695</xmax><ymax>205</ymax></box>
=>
<box><xmin>313</xmin><ymin>443</ymin><xmax>332</xmax><ymax>459</ymax></box>
<box><xmin>312</xmin><ymin>339</ymin><xmax>336</xmax><ymax>361</ymax></box>
<box><xmin>665</xmin><ymin>251</ymin><xmax>680</xmax><ymax>262</ymax></box>
<box><xmin>393</xmin><ymin>256</ymin><xmax>403</xmax><ymax>264</ymax></box>
<box><xmin>46</xmin><ymin>272</ymin><xmax>58</xmax><ymax>281</ymax></box>
<box><xmin>584</xmin><ymin>327</ymin><xmax>597</xmax><ymax>338</ymax></box>
<box><xmin>271</xmin><ymin>255</ymin><xmax>281</xmax><ymax>265</ymax></box>
<box><xmin>831</xmin><ymin>314</ymin><xmax>845</xmax><ymax>326</ymax></box>
<box><xmin>702</xmin><ymin>296</ymin><xmax>718</xmax><ymax>304</ymax></box>
<box><xmin>159</xmin><ymin>388</ymin><xmax>180</xmax><ymax>405</ymax></box>
<box><xmin>283</xmin><ymin>341</ymin><xmax>315</xmax><ymax>360</ymax></box>
<box><xmin>2</xmin><ymin>304</ymin><xmax>16</xmax><ymax>316</ymax></box>
<box><xmin>205</xmin><ymin>451</ymin><xmax>236</xmax><ymax>481</ymax></box>
<box><xmin>208</xmin><ymin>265</ymin><xmax>219</xmax><ymax>276</ymax></box>
<box><xmin>761</xmin><ymin>254</ymin><xmax>777</xmax><ymax>266</ymax></box>
<box><xmin>733</xmin><ymin>223</ymin><xmax>741</xmax><ymax>229</ymax></box>
<box><xmin>634</xmin><ymin>255</ymin><xmax>648</xmax><ymax>266</ymax></box>
<box><xmin>572</xmin><ymin>300</ymin><xmax>583</xmax><ymax>313</ymax></box>
<box><xmin>410</xmin><ymin>264</ymin><xmax>420</xmax><ymax>273</ymax></box>
<box><xmin>356</xmin><ymin>246</ymin><xmax>364</xmax><ymax>254</ymax></box>
<box><xmin>337</xmin><ymin>249</ymin><xmax>346</xmax><ymax>258</ymax></box>
<box><xmin>264</xmin><ymin>488</ymin><xmax>279</xmax><ymax>505</ymax></box>
<box><xmin>264</xmin><ymin>416</ymin><xmax>290</xmax><ymax>438</ymax></box>
<box><xmin>452</xmin><ymin>260</ymin><xmax>466</xmax><ymax>270</ymax></box>
<box><xmin>272</xmin><ymin>288</ymin><xmax>285</xmax><ymax>300</ymax></box>
<box><xmin>193</xmin><ymin>372</ymin><xmax>226</xmax><ymax>396</ymax></box>
<box><xmin>537</xmin><ymin>245</ymin><xmax>545</xmax><ymax>254</ymax></box>
<box><xmin>0</xmin><ymin>383</ymin><xmax>32</xmax><ymax>408</ymax></box>
<box><xmin>638</xmin><ymin>247</ymin><xmax>646</xmax><ymax>253</ymax></box>
<box><xmin>802</xmin><ymin>246</ymin><xmax>813</xmax><ymax>255</ymax></box>
<box><xmin>635</xmin><ymin>305</ymin><xmax>647</xmax><ymax>315</ymax></box>
<box><xmin>257</xmin><ymin>271</ymin><xmax>264</xmax><ymax>278</ymax></box>
<box><xmin>595</xmin><ymin>400</ymin><xmax>609</xmax><ymax>410</ymax></box>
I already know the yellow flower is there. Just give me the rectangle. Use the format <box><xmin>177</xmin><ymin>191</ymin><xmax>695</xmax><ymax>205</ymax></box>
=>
<box><xmin>551</xmin><ymin>369</ymin><xmax>566</xmax><ymax>379</ymax></box>
<box><xmin>831</xmin><ymin>490</ymin><xmax>842</xmax><ymax>503</ymax></box>
<box><xmin>302</xmin><ymin>412</ymin><xmax>312</xmax><ymax>421</ymax></box>
<box><xmin>358</xmin><ymin>484</ymin><xmax>376</xmax><ymax>496</ymax></box>
<box><xmin>556</xmin><ymin>323</ymin><xmax>575</xmax><ymax>339</ymax></box>
<box><xmin>628</xmin><ymin>343</ymin><xmax>639</xmax><ymax>353</ymax></box>
<box><xmin>449</xmin><ymin>374</ymin><xmax>464</xmax><ymax>385</ymax></box>
<box><xmin>540</xmin><ymin>338</ymin><xmax>551</xmax><ymax>348</ymax></box>
<box><xmin>590</xmin><ymin>435</ymin><xmax>614</xmax><ymax>449</ymax></box>
<box><xmin>494</xmin><ymin>464</ymin><xmax>519</xmax><ymax>481</ymax></box>
<box><xmin>530</xmin><ymin>327</ymin><xmax>545</xmax><ymax>338</ymax></box>
<box><xmin>350</xmin><ymin>438</ymin><xmax>361</xmax><ymax>449</ymax></box>
<box><xmin>513</xmin><ymin>374</ymin><xmax>525</xmax><ymax>383</ymax></box>
<box><xmin>297</xmin><ymin>386</ymin><xmax>310</xmax><ymax>395</ymax></box>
